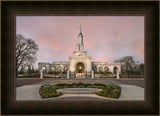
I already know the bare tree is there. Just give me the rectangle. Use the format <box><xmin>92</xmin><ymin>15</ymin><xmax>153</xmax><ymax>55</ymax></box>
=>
<box><xmin>114</xmin><ymin>56</ymin><xmax>137</xmax><ymax>77</ymax></box>
<box><xmin>16</xmin><ymin>34</ymin><xmax>39</xmax><ymax>73</ymax></box>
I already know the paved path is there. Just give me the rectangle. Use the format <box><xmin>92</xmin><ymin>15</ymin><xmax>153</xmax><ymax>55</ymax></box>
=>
<box><xmin>16</xmin><ymin>83</ymin><xmax>144</xmax><ymax>101</ymax></box>
<box><xmin>16</xmin><ymin>84</ymin><xmax>42</xmax><ymax>100</ymax></box>
<box><xmin>16</xmin><ymin>78</ymin><xmax>144</xmax><ymax>87</ymax></box>
<box><xmin>119</xmin><ymin>84</ymin><xmax>144</xmax><ymax>100</ymax></box>
<box><xmin>16</xmin><ymin>84</ymin><xmax>107</xmax><ymax>101</ymax></box>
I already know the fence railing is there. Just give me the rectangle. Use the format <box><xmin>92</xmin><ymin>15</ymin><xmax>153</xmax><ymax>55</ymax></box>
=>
<box><xmin>69</xmin><ymin>71</ymin><xmax>76</xmax><ymax>78</ymax></box>
<box><xmin>85</xmin><ymin>71</ymin><xmax>91</xmax><ymax>78</ymax></box>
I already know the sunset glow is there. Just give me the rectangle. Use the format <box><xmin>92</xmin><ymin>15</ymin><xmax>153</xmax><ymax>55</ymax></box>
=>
<box><xmin>16</xmin><ymin>16</ymin><xmax>144</xmax><ymax>68</ymax></box>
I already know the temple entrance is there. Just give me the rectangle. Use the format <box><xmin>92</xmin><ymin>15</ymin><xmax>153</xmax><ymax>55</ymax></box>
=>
<box><xmin>76</xmin><ymin>62</ymin><xmax>85</xmax><ymax>76</ymax></box>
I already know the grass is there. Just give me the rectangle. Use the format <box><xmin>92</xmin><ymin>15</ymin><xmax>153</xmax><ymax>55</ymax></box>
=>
<box><xmin>39</xmin><ymin>83</ymin><xmax>121</xmax><ymax>99</ymax></box>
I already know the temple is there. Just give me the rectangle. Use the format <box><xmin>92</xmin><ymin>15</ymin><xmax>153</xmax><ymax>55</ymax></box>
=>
<box><xmin>38</xmin><ymin>21</ymin><xmax>121</xmax><ymax>78</ymax></box>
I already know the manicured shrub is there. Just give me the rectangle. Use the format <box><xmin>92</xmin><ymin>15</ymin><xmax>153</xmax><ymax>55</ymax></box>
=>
<box><xmin>39</xmin><ymin>84</ymin><xmax>62</xmax><ymax>98</ymax></box>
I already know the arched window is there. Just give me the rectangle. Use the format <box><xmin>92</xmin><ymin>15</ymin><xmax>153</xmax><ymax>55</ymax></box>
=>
<box><xmin>64</xmin><ymin>67</ymin><xmax>68</xmax><ymax>72</ymax></box>
<box><xmin>42</xmin><ymin>66</ymin><xmax>47</xmax><ymax>73</ymax></box>
<box><xmin>113</xmin><ymin>67</ymin><xmax>118</xmax><ymax>74</ymax></box>
<box><xmin>104</xmin><ymin>67</ymin><xmax>109</xmax><ymax>72</ymax></box>
<box><xmin>57</xmin><ymin>66</ymin><xmax>61</xmax><ymax>72</ymax></box>
<box><xmin>94</xmin><ymin>67</ymin><xmax>97</xmax><ymax>72</ymax></box>
<box><xmin>51</xmin><ymin>67</ymin><xmax>56</xmax><ymax>72</ymax></box>
<box><xmin>99</xmin><ymin>67</ymin><xmax>103</xmax><ymax>72</ymax></box>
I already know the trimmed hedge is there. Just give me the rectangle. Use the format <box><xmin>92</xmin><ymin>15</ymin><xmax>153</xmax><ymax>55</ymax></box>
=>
<box><xmin>102</xmin><ymin>72</ymin><xmax>113</xmax><ymax>75</ymax></box>
<box><xmin>39</xmin><ymin>83</ymin><xmax>121</xmax><ymax>99</ymax></box>
<box><xmin>96</xmin><ymin>84</ymin><xmax>121</xmax><ymax>98</ymax></box>
<box><xmin>39</xmin><ymin>85</ymin><xmax>62</xmax><ymax>98</ymax></box>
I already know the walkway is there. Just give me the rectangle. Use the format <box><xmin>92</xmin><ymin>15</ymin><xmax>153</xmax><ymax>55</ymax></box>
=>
<box><xmin>119</xmin><ymin>84</ymin><xmax>144</xmax><ymax>100</ymax></box>
<box><xmin>16</xmin><ymin>78</ymin><xmax>144</xmax><ymax>87</ymax></box>
<box><xmin>16</xmin><ymin>83</ymin><xmax>144</xmax><ymax>101</ymax></box>
<box><xmin>16</xmin><ymin>84</ymin><xmax>42</xmax><ymax>100</ymax></box>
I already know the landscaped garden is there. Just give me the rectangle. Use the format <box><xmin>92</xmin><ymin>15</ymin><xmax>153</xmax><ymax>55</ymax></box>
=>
<box><xmin>39</xmin><ymin>83</ymin><xmax>121</xmax><ymax>99</ymax></box>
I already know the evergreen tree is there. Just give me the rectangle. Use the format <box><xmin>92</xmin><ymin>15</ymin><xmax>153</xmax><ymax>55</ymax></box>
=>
<box><xmin>28</xmin><ymin>65</ymin><xmax>31</xmax><ymax>74</ymax></box>
<box><xmin>19</xmin><ymin>66</ymin><xmax>24</xmax><ymax>74</ymax></box>
<box><xmin>139</xmin><ymin>63</ymin><xmax>144</xmax><ymax>75</ymax></box>
<box><xmin>31</xmin><ymin>65</ymin><xmax>35</xmax><ymax>73</ymax></box>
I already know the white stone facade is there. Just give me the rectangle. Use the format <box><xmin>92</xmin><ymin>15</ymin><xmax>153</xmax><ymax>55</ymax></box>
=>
<box><xmin>69</xmin><ymin>56</ymin><xmax>91</xmax><ymax>72</ymax></box>
<box><xmin>38</xmin><ymin>21</ymin><xmax>121</xmax><ymax>75</ymax></box>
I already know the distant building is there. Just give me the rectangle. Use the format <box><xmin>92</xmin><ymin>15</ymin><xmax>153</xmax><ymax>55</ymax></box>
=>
<box><xmin>38</xmin><ymin>21</ymin><xmax>121</xmax><ymax>77</ymax></box>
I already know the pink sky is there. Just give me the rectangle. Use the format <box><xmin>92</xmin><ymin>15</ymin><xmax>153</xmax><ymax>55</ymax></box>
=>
<box><xmin>16</xmin><ymin>16</ymin><xmax>144</xmax><ymax>68</ymax></box>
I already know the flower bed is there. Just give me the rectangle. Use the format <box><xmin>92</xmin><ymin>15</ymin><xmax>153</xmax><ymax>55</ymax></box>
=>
<box><xmin>39</xmin><ymin>85</ymin><xmax>62</xmax><ymax>98</ymax></box>
<box><xmin>96</xmin><ymin>84</ymin><xmax>121</xmax><ymax>98</ymax></box>
<box><xmin>39</xmin><ymin>83</ymin><xmax>121</xmax><ymax>99</ymax></box>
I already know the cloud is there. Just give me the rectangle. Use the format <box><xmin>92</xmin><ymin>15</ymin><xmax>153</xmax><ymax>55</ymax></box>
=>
<box><xmin>16</xmin><ymin>16</ymin><xmax>144</xmax><ymax>68</ymax></box>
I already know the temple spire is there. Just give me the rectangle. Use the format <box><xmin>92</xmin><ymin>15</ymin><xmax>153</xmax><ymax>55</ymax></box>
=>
<box><xmin>80</xmin><ymin>20</ymin><xmax>82</xmax><ymax>33</ymax></box>
<box><xmin>77</xmin><ymin>20</ymin><xmax>84</xmax><ymax>51</ymax></box>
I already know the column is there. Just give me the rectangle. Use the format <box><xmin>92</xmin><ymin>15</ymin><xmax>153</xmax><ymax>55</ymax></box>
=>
<box><xmin>116</xmin><ymin>70</ymin><xmax>120</xmax><ymax>79</ymax></box>
<box><xmin>40</xmin><ymin>69</ymin><xmax>43</xmax><ymax>79</ymax></box>
<box><xmin>91</xmin><ymin>70</ymin><xmax>94</xmax><ymax>79</ymax></box>
<box><xmin>67</xmin><ymin>70</ymin><xmax>70</xmax><ymax>79</ymax></box>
